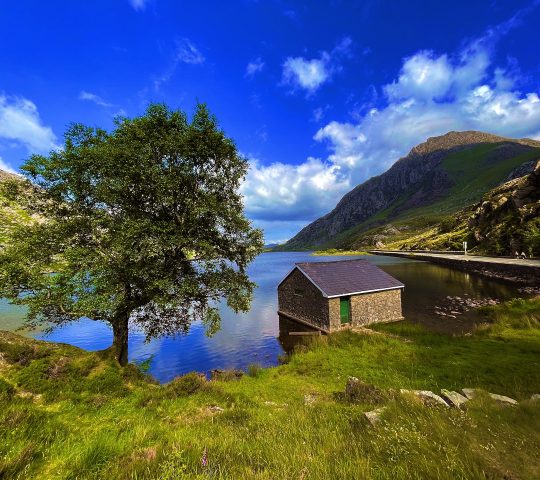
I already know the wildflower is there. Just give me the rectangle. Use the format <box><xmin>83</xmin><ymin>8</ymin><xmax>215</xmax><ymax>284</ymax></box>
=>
<box><xmin>201</xmin><ymin>447</ymin><xmax>208</xmax><ymax>467</ymax></box>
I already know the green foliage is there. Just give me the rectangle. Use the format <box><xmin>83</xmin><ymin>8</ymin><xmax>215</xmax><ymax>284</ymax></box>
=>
<box><xmin>246</xmin><ymin>363</ymin><xmax>262</xmax><ymax>378</ymax></box>
<box><xmin>0</xmin><ymin>103</ymin><xmax>264</xmax><ymax>365</ymax></box>
<box><xmin>166</xmin><ymin>372</ymin><xmax>207</xmax><ymax>397</ymax></box>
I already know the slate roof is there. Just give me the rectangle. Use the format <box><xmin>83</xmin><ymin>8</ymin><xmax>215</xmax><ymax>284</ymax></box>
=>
<box><xmin>285</xmin><ymin>259</ymin><xmax>404</xmax><ymax>298</ymax></box>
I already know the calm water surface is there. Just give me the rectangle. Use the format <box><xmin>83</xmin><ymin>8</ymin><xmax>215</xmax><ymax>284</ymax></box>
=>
<box><xmin>0</xmin><ymin>253</ymin><xmax>523</xmax><ymax>382</ymax></box>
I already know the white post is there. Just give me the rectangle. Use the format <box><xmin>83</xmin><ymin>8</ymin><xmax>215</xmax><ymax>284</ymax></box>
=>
<box><xmin>463</xmin><ymin>241</ymin><xmax>467</xmax><ymax>255</ymax></box>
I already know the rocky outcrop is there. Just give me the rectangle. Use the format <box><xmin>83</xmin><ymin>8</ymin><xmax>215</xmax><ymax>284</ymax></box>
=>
<box><xmin>466</xmin><ymin>160</ymin><xmax>540</xmax><ymax>255</ymax></box>
<box><xmin>282</xmin><ymin>131</ymin><xmax>540</xmax><ymax>250</ymax></box>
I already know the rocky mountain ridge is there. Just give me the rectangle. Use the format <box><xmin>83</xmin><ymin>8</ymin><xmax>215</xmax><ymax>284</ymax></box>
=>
<box><xmin>282</xmin><ymin>131</ymin><xmax>540</xmax><ymax>250</ymax></box>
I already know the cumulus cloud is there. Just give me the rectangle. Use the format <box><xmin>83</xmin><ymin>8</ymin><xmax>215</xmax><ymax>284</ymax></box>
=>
<box><xmin>0</xmin><ymin>95</ymin><xmax>58</xmax><ymax>154</ymax></box>
<box><xmin>79</xmin><ymin>91</ymin><xmax>113</xmax><ymax>108</ymax></box>
<box><xmin>245</xmin><ymin>21</ymin><xmax>540</xmax><ymax>242</ymax></box>
<box><xmin>241</xmin><ymin>157</ymin><xmax>349</xmax><ymax>222</ymax></box>
<box><xmin>246</xmin><ymin>58</ymin><xmax>265</xmax><ymax>77</ymax></box>
<box><xmin>281</xmin><ymin>37</ymin><xmax>352</xmax><ymax>94</ymax></box>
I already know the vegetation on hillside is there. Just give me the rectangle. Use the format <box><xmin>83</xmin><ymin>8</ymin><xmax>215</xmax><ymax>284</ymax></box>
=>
<box><xmin>0</xmin><ymin>103</ymin><xmax>263</xmax><ymax>366</ymax></box>
<box><xmin>280</xmin><ymin>131</ymin><xmax>540</xmax><ymax>252</ymax></box>
<box><xmin>1</xmin><ymin>297</ymin><xmax>539</xmax><ymax>479</ymax></box>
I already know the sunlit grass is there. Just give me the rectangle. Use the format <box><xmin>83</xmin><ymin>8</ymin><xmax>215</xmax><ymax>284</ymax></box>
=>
<box><xmin>1</xmin><ymin>298</ymin><xmax>540</xmax><ymax>478</ymax></box>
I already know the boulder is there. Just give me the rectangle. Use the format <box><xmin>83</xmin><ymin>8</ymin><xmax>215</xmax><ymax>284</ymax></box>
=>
<box><xmin>488</xmin><ymin>393</ymin><xmax>517</xmax><ymax>405</ymax></box>
<box><xmin>440</xmin><ymin>389</ymin><xmax>468</xmax><ymax>408</ymax></box>
<box><xmin>531</xmin><ymin>394</ymin><xmax>540</xmax><ymax>401</ymax></box>
<box><xmin>400</xmin><ymin>389</ymin><xmax>448</xmax><ymax>407</ymax></box>
<box><xmin>364</xmin><ymin>407</ymin><xmax>385</xmax><ymax>427</ymax></box>
<box><xmin>461</xmin><ymin>388</ymin><xmax>477</xmax><ymax>400</ymax></box>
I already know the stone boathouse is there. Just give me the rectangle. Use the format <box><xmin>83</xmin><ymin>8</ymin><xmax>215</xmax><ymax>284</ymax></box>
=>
<box><xmin>277</xmin><ymin>259</ymin><xmax>404</xmax><ymax>332</ymax></box>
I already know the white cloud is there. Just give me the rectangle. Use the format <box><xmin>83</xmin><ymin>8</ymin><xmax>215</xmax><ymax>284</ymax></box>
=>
<box><xmin>246</xmin><ymin>58</ymin><xmax>265</xmax><ymax>77</ymax></box>
<box><xmin>241</xmin><ymin>157</ymin><xmax>349</xmax><ymax>222</ymax></box>
<box><xmin>78</xmin><ymin>90</ymin><xmax>113</xmax><ymax>108</ymax></box>
<box><xmin>245</xmin><ymin>23</ymin><xmax>540</xmax><ymax>242</ymax></box>
<box><xmin>0</xmin><ymin>155</ymin><xmax>18</xmax><ymax>175</ymax></box>
<box><xmin>281</xmin><ymin>37</ymin><xmax>352</xmax><ymax>94</ymax></box>
<box><xmin>0</xmin><ymin>95</ymin><xmax>58</xmax><ymax>154</ymax></box>
<box><xmin>175</xmin><ymin>39</ymin><xmax>205</xmax><ymax>65</ymax></box>
<box><xmin>153</xmin><ymin>39</ymin><xmax>205</xmax><ymax>91</ymax></box>
<box><xmin>282</xmin><ymin>56</ymin><xmax>330</xmax><ymax>93</ymax></box>
<box><xmin>129</xmin><ymin>0</ymin><xmax>148</xmax><ymax>11</ymax></box>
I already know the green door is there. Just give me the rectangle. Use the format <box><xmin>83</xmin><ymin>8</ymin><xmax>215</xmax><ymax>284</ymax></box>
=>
<box><xmin>340</xmin><ymin>297</ymin><xmax>350</xmax><ymax>324</ymax></box>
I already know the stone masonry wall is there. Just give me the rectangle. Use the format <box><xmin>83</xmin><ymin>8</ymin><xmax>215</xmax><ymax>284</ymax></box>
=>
<box><xmin>278</xmin><ymin>269</ymin><xmax>329</xmax><ymax>330</ymax></box>
<box><xmin>328</xmin><ymin>289</ymin><xmax>403</xmax><ymax>330</ymax></box>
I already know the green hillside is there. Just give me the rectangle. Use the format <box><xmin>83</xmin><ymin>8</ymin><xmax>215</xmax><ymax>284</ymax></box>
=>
<box><xmin>317</xmin><ymin>143</ymin><xmax>540</xmax><ymax>251</ymax></box>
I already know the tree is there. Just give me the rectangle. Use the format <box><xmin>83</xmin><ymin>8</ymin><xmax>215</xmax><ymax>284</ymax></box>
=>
<box><xmin>0</xmin><ymin>103</ymin><xmax>264</xmax><ymax>365</ymax></box>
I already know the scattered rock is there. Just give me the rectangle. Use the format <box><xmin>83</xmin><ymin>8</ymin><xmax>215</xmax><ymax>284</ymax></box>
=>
<box><xmin>304</xmin><ymin>393</ymin><xmax>318</xmax><ymax>406</ymax></box>
<box><xmin>400</xmin><ymin>389</ymin><xmax>448</xmax><ymax>407</ymax></box>
<box><xmin>416</xmin><ymin>390</ymin><xmax>449</xmax><ymax>407</ymax></box>
<box><xmin>530</xmin><ymin>394</ymin><xmax>540</xmax><ymax>401</ymax></box>
<box><xmin>440</xmin><ymin>389</ymin><xmax>468</xmax><ymax>408</ymax></box>
<box><xmin>207</xmin><ymin>405</ymin><xmax>224</xmax><ymax>413</ymax></box>
<box><xmin>461</xmin><ymin>388</ymin><xmax>477</xmax><ymax>400</ymax></box>
<box><xmin>488</xmin><ymin>393</ymin><xmax>517</xmax><ymax>405</ymax></box>
<box><xmin>364</xmin><ymin>407</ymin><xmax>385</xmax><ymax>426</ymax></box>
<box><xmin>518</xmin><ymin>286</ymin><xmax>540</xmax><ymax>295</ymax></box>
<box><xmin>433</xmin><ymin>296</ymin><xmax>500</xmax><ymax>318</ymax></box>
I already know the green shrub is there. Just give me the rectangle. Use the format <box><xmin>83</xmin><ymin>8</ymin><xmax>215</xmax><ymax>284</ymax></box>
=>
<box><xmin>247</xmin><ymin>363</ymin><xmax>262</xmax><ymax>378</ymax></box>
<box><xmin>167</xmin><ymin>372</ymin><xmax>206</xmax><ymax>397</ymax></box>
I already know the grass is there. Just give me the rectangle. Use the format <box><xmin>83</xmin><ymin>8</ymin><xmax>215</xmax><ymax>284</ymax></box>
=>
<box><xmin>1</xmin><ymin>298</ymin><xmax>540</xmax><ymax>479</ymax></box>
<box><xmin>310</xmin><ymin>249</ymin><xmax>370</xmax><ymax>256</ymax></box>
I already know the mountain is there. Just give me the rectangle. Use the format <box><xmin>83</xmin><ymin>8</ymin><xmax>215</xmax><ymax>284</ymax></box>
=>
<box><xmin>281</xmin><ymin>131</ymin><xmax>540</xmax><ymax>250</ymax></box>
<box><xmin>385</xmin><ymin>159</ymin><xmax>540</xmax><ymax>255</ymax></box>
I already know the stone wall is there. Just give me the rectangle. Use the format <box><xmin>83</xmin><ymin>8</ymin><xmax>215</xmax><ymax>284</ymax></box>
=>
<box><xmin>278</xmin><ymin>268</ymin><xmax>329</xmax><ymax>330</ymax></box>
<box><xmin>328</xmin><ymin>289</ymin><xmax>403</xmax><ymax>330</ymax></box>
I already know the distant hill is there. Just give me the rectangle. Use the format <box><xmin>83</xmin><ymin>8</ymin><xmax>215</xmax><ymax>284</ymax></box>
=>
<box><xmin>280</xmin><ymin>131</ymin><xmax>540</xmax><ymax>251</ymax></box>
<box><xmin>0</xmin><ymin>168</ymin><xmax>36</xmax><ymax>244</ymax></box>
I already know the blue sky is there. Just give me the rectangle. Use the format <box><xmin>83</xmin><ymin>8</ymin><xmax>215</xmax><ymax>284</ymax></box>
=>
<box><xmin>1</xmin><ymin>1</ymin><xmax>540</xmax><ymax>243</ymax></box>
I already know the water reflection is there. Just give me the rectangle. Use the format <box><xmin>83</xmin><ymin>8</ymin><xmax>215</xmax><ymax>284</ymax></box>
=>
<box><xmin>0</xmin><ymin>252</ymin><xmax>525</xmax><ymax>382</ymax></box>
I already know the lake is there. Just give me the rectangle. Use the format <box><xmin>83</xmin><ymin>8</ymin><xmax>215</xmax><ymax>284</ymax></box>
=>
<box><xmin>0</xmin><ymin>252</ymin><xmax>524</xmax><ymax>382</ymax></box>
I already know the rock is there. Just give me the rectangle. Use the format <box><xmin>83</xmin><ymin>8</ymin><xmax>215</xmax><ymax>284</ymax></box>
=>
<box><xmin>461</xmin><ymin>388</ymin><xmax>477</xmax><ymax>400</ymax></box>
<box><xmin>530</xmin><ymin>394</ymin><xmax>540</xmax><ymax>401</ymax></box>
<box><xmin>488</xmin><ymin>393</ymin><xmax>517</xmax><ymax>405</ymax></box>
<box><xmin>440</xmin><ymin>389</ymin><xmax>468</xmax><ymax>408</ymax></box>
<box><xmin>304</xmin><ymin>393</ymin><xmax>317</xmax><ymax>405</ymax></box>
<box><xmin>364</xmin><ymin>407</ymin><xmax>385</xmax><ymax>426</ymax></box>
<box><xmin>416</xmin><ymin>390</ymin><xmax>449</xmax><ymax>407</ymax></box>
<box><xmin>207</xmin><ymin>405</ymin><xmax>224</xmax><ymax>413</ymax></box>
<box><xmin>400</xmin><ymin>389</ymin><xmax>448</xmax><ymax>407</ymax></box>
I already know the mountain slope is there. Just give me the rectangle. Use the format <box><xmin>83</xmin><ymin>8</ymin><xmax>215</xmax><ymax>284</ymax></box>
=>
<box><xmin>282</xmin><ymin>131</ymin><xmax>540</xmax><ymax>250</ymax></box>
<box><xmin>384</xmin><ymin>160</ymin><xmax>540</xmax><ymax>255</ymax></box>
<box><xmin>0</xmin><ymin>169</ymin><xmax>37</xmax><ymax>245</ymax></box>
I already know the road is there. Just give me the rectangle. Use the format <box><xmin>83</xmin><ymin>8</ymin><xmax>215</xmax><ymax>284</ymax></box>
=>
<box><xmin>370</xmin><ymin>250</ymin><xmax>540</xmax><ymax>268</ymax></box>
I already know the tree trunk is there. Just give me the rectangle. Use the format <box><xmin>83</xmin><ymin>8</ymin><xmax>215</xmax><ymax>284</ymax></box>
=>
<box><xmin>112</xmin><ymin>313</ymin><xmax>129</xmax><ymax>366</ymax></box>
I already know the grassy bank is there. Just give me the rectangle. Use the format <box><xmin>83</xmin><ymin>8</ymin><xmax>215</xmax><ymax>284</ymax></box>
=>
<box><xmin>1</xmin><ymin>298</ymin><xmax>540</xmax><ymax>479</ymax></box>
<box><xmin>311</xmin><ymin>249</ymin><xmax>370</xmax><ymax>256</ymax></box>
